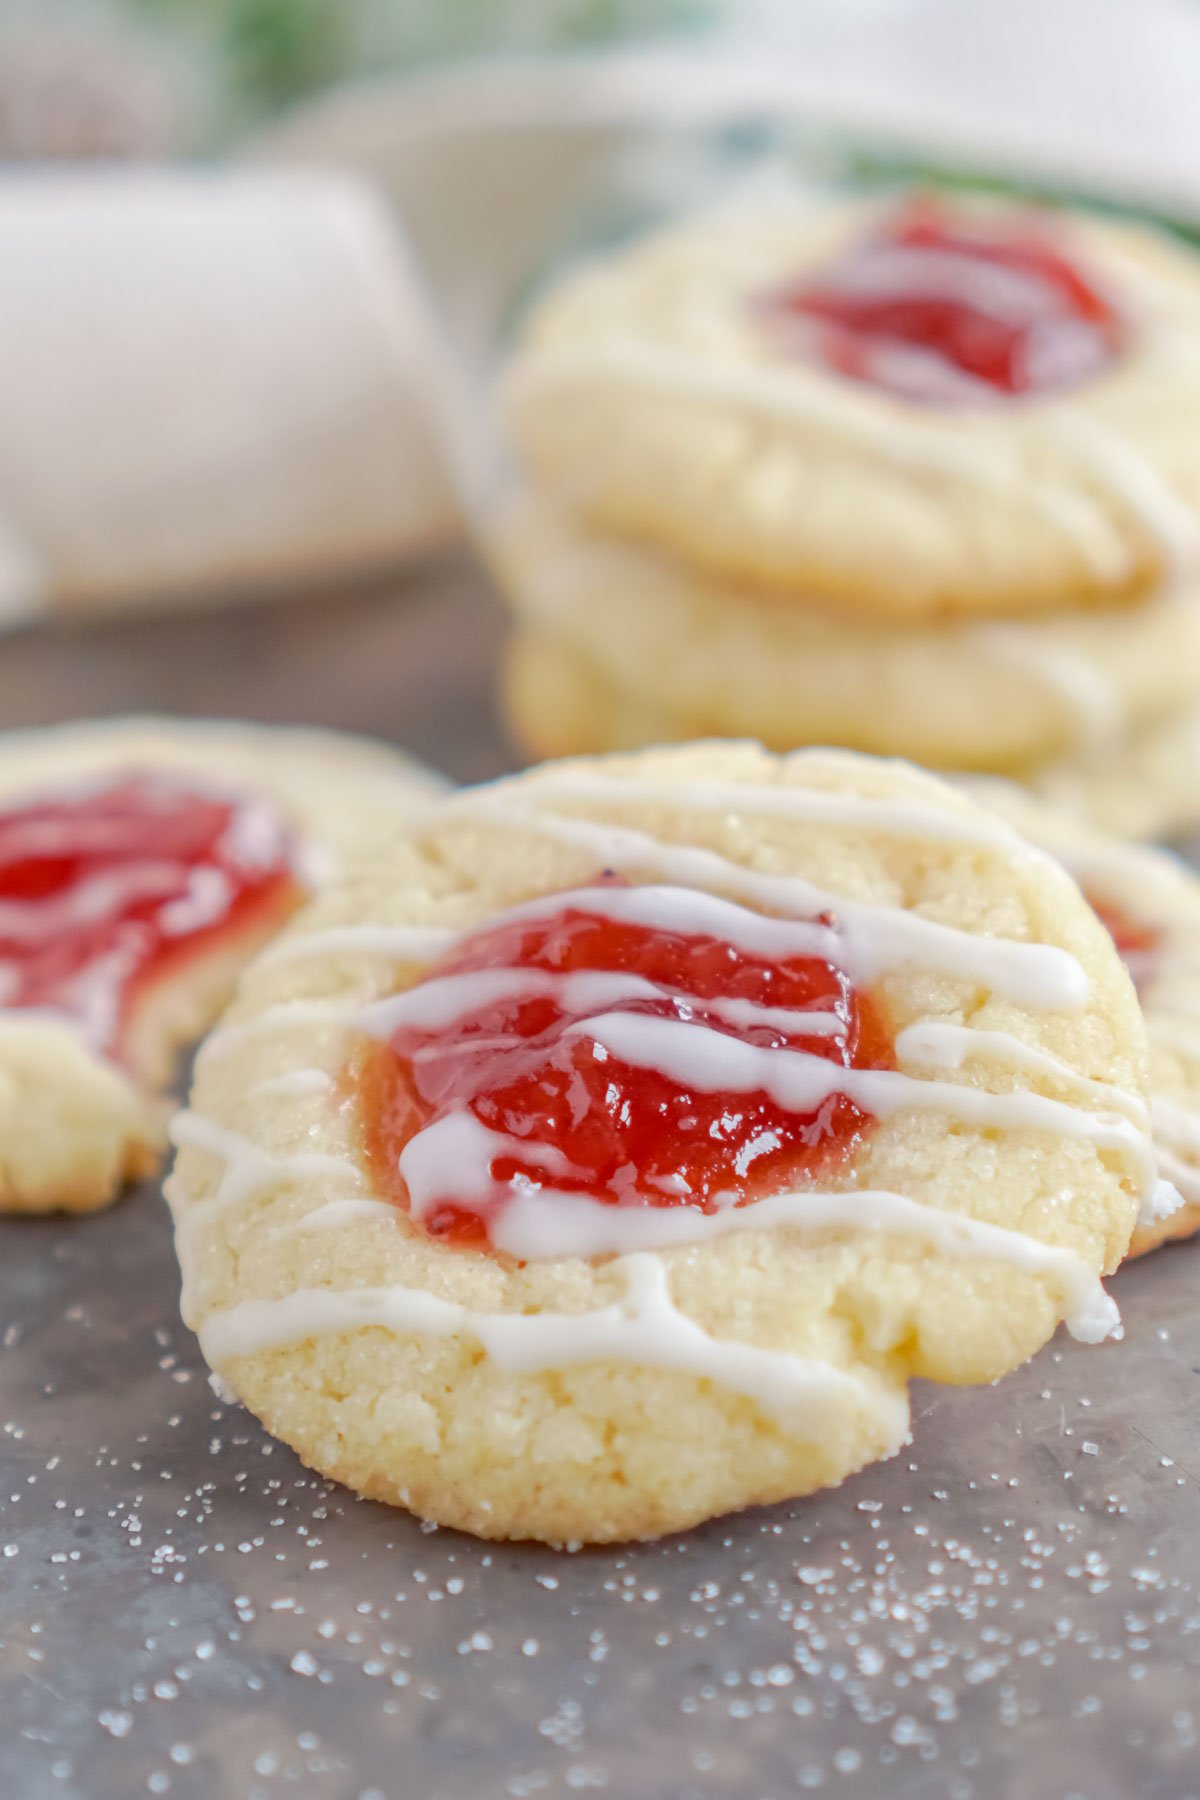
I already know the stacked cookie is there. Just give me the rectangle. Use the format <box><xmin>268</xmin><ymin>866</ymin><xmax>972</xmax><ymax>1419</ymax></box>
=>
<box><xmin>493</xmin><ymin>192</ymin><xmax>1200</xmax><ymax>835</ymax></box>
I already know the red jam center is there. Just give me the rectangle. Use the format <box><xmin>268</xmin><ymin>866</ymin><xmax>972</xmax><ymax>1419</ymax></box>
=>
<box><xmin>1088</xmin><ymin>893</ymin><xmax>1161</xmax><ymax>993</ymax></box>
<box><xmin>0</xmin><ymin>773</ymin><xmax>302</xmax><ymax>1055</ymax></box>
<box><xmin>769</xmin><ymin>198</ymin><xmax>1124</xmax><ymax>403</ymax></box>
<box><xmin>360</xmin><ymin>884</ymin><xmax>893</xmax><ymax>1253</ymax></box>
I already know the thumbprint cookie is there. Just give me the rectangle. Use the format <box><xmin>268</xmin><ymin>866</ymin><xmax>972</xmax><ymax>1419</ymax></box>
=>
<box><xmin>502</xmin><ymin>193</ymin><xmax>1200</xmax><ymax>618</ymax></box>
<box><xmin>170</xmin><ymin>743</ymin><xmax>1155</xmax><ymax>1544</ymax></box>
<box><xmin>0</xmin><ymin>717</ymin><xmax>442</xmax><ymax>1214</ymax></box>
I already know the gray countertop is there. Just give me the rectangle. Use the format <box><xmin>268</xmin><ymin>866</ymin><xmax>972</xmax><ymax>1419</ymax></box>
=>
<box><xmin>3</xmin><ymin>562</ymin><xmax>1199</xmax><ymax>1800</ymax></box>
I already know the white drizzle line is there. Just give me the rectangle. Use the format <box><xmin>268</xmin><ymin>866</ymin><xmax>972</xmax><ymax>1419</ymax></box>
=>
<box><xmin>197</xmin><ymin>1251</ymin><xmax>909</xmax><ymax>1448</ymax></box>
<box><xmin>169</xmin><ymin>1112</ymin><xmax>364</xmax><ymax>1224</ymax></box>
<box><xmin>390</xmin><ymin>1007</ymin><xmax>1154</xmax><ymax>1235</ymax></box>
<box><xmin>895</xmin><ymin>1021</ymin><xmax>1148</xmax><ymax>1125</ymax></box>
<box><xmin>274</xmin><ymin>1198</ymin><xmax>398</xmax><ymax>1235</ymax></box>
<box><xmin>354</xmin><ymin>966</ymin><xmax>845</xmax><ymax>1042</ymax></box>
<box><xmin>508</xmin><ymin>344</ymin><xmax>1131</xmax><ymax>578</ymax></box>
<box><xmin>173</xmin><ymin>1099</ymin><xmax>1119</xmax><ymax>1340</ymax></box>
<box><xmin>195</xmin><ymin>1001</ymin><xmax>350</xmax><ymax>1069</ymax></box>
<box><xmin>436</xmin><ymin>802</ymin><xmax>1090</xmax><ymax>1012</ymax></box>
<box><xmin>528</xmin><ymin>774</ymin><xmax>1037</xmax><ymax>852</ymax></box>
<box><xmin>247</xmin><ymin>1069</ymin><xmax>335</xmax><ymax>1100</ymax></box>
<box><xmin>397</xmin><ymin>1160</ymin><xmax>1115</xmax><ymax>1343</ymax></box>
<box><xmin>571</xmin><ymin>1010</ymin><xmax>1153</xmax><ymax>1184</ymax></box>
<box><xmin>177</xmin><ymin>774</ymin><xmax>1142</xmax><ymax>1404</ymax></box>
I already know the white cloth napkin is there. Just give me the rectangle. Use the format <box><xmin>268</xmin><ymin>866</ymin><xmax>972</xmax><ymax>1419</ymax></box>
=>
<box><xmin>0</xmin><ymin>169</ymin><xmax>456</xmax><ymax>624</ymax></box>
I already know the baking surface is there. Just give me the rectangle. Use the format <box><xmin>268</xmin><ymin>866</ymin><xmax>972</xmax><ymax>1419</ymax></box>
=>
<box><xmin>3</xmin><ymin>560</ymin><xmax>1200</xmax><ymax>1800</ymax></box>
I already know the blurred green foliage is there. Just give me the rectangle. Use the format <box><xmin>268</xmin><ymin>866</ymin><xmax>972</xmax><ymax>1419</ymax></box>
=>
<box><xmin>127</xmin><ymin>0</ymin><xmax>713</xmax><ymax>125</ymax></box>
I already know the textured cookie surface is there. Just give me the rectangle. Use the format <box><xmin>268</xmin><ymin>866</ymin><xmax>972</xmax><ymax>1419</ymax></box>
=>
<box><xmin>0</xmin><ymin>717</ymin><xmax>443</xmax><ymax>1215</ymax></box>
<box><xmin>171</xmin><ymin>743</ymin><xmax>1152</xmax><ymax>1545</ymax></box>
<box><xmin>494</xmin><ymin>496</ymin><xmax>1200</xmax><ymax>770</ymax></box>
<box><xmin>502</xmin><ymin>195</ymin><xmax>1200</xmax><ymax>617</ymax></box>
<box><xmin>965</xmin><ymin>780</ymin><xmax>1200</xmax><ymax>1256</ymax></box>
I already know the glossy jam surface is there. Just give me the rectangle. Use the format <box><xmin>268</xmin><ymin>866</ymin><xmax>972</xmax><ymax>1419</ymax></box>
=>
<box><xmin>769</xmin><ymin>198</ymin><xmax>1125</xmax><ymax>404</ymax></box>
<box><xmin>0</xmin><ymin>773</ymin><xmax>302</xmax><ymax>1054</ymax></box>
<box><xmin>360</xmin><ymin>884</ymin><xmax>893</xmax><ymax>1253</ymax></box>
<box><xmin>1089</xmin><ymin>893</ymin><xmax>1161</xmax><ymax>992</ymax></box>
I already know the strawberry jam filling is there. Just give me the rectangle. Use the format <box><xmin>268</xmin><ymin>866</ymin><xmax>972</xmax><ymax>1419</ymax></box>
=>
<box><xmin>359</xmin><ymin>883</ymin><xmax>894</xmax><ymax>1255</ymax></box>
<box><xmin>1088</xmin><ymin>894</ymin><xmax>1161</xmax><ymax>993</ymax></box>
<box><xmin>768</xmin><ymin>197</ymin><xmax>1125</xmax><ymax>403</ymax></box>
<box><xmin>0</xmin><ymin>773</ymin><xmax>303</xmax><ymax>1057</ymax></box>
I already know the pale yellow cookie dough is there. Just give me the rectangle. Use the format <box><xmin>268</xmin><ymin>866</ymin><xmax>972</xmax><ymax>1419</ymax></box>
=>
<box><xmin>0</xmin><ymin>717</ymin><xmax>443</xmax><ymax>1215</ymax></box>
<box><xmin>493</xmin><ymin>496</ymin><xmax>1200</xmax><ymax>770</ymax></box>
<box><xmin>171</xmin><ymin>742</ymin><xmax>1149</xmax><ymax>1544</ymax></box>
<box><xmin>964</xmin><ymin>778</ymin><xmax>1200</xmax><ymax>1256</ymax></box>
<box><xmin>1031</xmin><ymin>702</ymin><xmax>1200</xmax><ymax>843</ymax></box>
<box><xmin>501</xmin><ymin>195</ymin><xmax>1200</xmax><ymax>618</ymax></box>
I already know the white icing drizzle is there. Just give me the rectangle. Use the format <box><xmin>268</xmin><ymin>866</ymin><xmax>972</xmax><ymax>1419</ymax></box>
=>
<box><xmin>354</xmin><ymin>965</ymin><xmax>845</xmax><ymax>1043</ymax></box>
<box><xmin>509</xmin><ymin>343</ymin><xmax>1132</xmax><ymax>578</ymax></box>
<box><xmin>195</xmin><ymin>1000</ymin><xmax>349</xmax><ymax>1070</ymax></box>
<box><xmin>175</xmin><ymin>1094</ymin><xmax>1117</xmax><ymax>1343</ymax></box>
<box><xmin>895</xmin><ymin>1020</ymin><xmax>1148</xmax><ymax>1124</ymax></box>
<box><xmin>169</xmin><ymin>1111</ymin><xmax>363</xmax><ymax>1225</ymax></box>
<box><xmin>275</xmin><ymin>1198</ymin><xmax>398</xmax><ymax>1234</ymax></box>
<box><xmin>441</xmin><ymin>801</ymin><xmax>1090</xmax><ymax>1011</ymax></box>
<box><xmin>961</xmin><ymin>804</ymin><xmax>1194</xmax><ymax>1231</ymax></box>
<box><xmin>531</xmin><ymin>774</ymin><xmax>1036</xmax><ymax>852</ymax></box>
<box><xmin>0</xmin><ymin>772</ymin><xmax>305</xmax><ymax>1056</ymax></box>
<box><xmin>247</xmin><ymin>1068</ymin><xmax>335</xmax><ymax>1100</ymax></box>
<box><xmin>197</xmin><ymin>1251</ymin><xmax>909</xmax><ymax>1447</ymax></box>
<box><xmin>398</xmin><ymin>1162</ymin><xmax>1115</xmax><ymax>1342</ymax></box>
<box><xmin>819</xmin><ymin>244</ymin><xmax>1065</xmax><ymax>324</ymax></box>
<box><xmin>394</xmin><ymin>1006</ymin><xmax>1152</xmax><ymax>1200</ymax></box>
<box><xmin>175</xmin><ymin>768</ymin><xmax>1150</xmax><ymax>1417</ymax></box>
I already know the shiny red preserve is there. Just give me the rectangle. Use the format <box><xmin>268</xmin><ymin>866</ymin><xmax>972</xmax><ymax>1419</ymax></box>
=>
<box><xmin>769</xmin><ymin>197</ymin><xmax>1125</xmax><ymax>402</ymax></box>
<box><xmin>0</xmin><ymin>773</ymin><xmax>302</xmax><ymax>1056</ymax></box>
<box><xmin>360</xmin><ymin>884</ymin><xmax>893</xmax><ymax>1252</ymax></box>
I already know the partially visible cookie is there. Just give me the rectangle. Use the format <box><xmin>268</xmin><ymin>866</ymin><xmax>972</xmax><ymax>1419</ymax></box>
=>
<box><xmin>171</xmin><ymin>742</ymin><xmax>1152</xmax><ymax>1544</ymax></box>
<box><xmin>494</xmin><ymin>495</ymin><xmax>1200</xmax><ymax>769</ymax></box>
<box><xmin>502</xmin><ymin>193</ymin><xmax>1200</xmax><ymax>619</ymax></box>
<box><xmin>965</xmin><ymin>779</ymin><xmax>1200</xmax><ymax>1256</ymax></box>
<box><xmin>1031</xmin><ymin>703</ymin><xmax>1200</xmax><ymax>843</ymax></box>
<box><xmin>0</xmin><ymin>717</ymin><xmax>443</xmax><ymax>1214</ymax></box>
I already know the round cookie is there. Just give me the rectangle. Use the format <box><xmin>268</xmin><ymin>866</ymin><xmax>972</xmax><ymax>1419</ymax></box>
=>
<box><xmin>170</xmin><ymin>742</ymin><xmax>1153</xmax><ymax>1545</ymax></box>
<box><xmin>493</xmin><ymin>495</ymin><xmax>1200</xmax><ymax>769</ymax></box>
<box><xmin>964</xmin><ymin>778</ymin><xmax>1200</xmax><ymax>1256</ymax></box>
<box><xmin>501</xmin><ymin>192</ymin><xmax>1200</xmax><ymax>618</ymax></box>
<box><xmin>0</xmin><ymin>717</ymin><xmax>443</xmax><ymax>1215</ymax></box>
